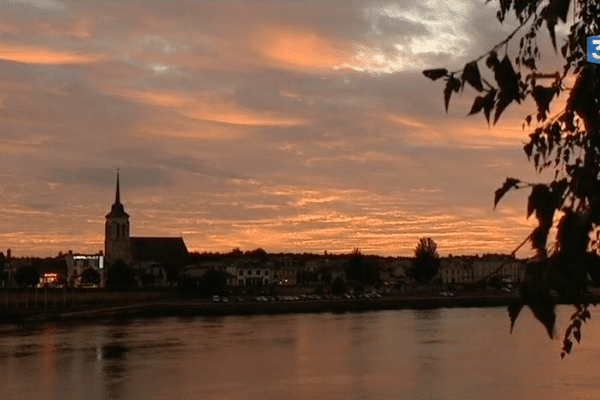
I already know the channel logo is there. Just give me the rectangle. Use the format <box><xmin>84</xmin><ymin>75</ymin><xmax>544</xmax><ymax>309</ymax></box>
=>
<box><xmin>588</xmin><ymin>35</ymin><xmax>600</xmax><ymax>64</ymax></box>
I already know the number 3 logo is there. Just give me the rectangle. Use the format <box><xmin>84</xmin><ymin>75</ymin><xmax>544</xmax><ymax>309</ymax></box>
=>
<box><xmin>587</xmin><ymin>36</ymin><xmax>600</xmax><ymax>64</ymax></box>
<box><xmin>593</xmin><ymin>40</ymin><xmax>600</xmax><ymax>60</ymax></box>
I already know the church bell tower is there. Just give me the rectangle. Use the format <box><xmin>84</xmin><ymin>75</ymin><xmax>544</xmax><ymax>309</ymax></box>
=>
<box><xmin>105</xmin><ymin>170</ymin><xmax>131</xmax><ymax>264</ymax></box>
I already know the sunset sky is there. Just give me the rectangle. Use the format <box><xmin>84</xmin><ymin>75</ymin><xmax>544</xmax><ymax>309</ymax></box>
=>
<box><xmin>0</xmin><ymin>0</ymin><xmax>567</xmax><ymax>258</ymax></box>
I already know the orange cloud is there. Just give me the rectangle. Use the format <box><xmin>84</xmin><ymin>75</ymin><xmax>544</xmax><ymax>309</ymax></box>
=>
<box><xmin>253</xmin><ymin>25</ymin><xmax>349</xmax><ymax>72</ymax></box>
<box><xmin>385</xmin><ymin>113</ymin><xmax>428</xmax><ymax>129</ymax></box>
<box><xmin>1</xmin><ymin>43</ymin><xmax>102</xmax><ymax>64</ymax></box>
<box><xmin>103</xmin><ymin>85</ymin><xmax>307</xmax><ymax>129</ymax></box>
<box><xmin>0</xmin><ymin>43</ymin><xmax>103</xmax><ymax>64</ymax></box>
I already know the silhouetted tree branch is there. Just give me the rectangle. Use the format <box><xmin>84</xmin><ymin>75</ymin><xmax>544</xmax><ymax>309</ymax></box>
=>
<box><xmin>424</xmin><ymin>0</ymin><xmax>600</xmax><ymax>357</ymax></box>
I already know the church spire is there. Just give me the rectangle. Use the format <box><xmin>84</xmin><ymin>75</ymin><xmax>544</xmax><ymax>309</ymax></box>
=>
<box><xmin>106</xmin><ymin>168</ymin><xmax>128</xmax><ymax>218</ymax></box>
<box><xmin>115</xmin><ymin>168</ymin><xmax>121</xmax><ymax>204</ymax></box>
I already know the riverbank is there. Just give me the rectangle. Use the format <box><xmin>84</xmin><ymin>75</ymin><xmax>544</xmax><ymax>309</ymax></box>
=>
<box><xmin>1</xmin><ymin>292</ymin><xmax>598</xmax><ymax>326</ymax></box>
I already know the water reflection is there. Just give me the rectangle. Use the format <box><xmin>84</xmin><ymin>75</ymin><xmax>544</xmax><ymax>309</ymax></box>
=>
<box><xmin>0</xmin><ymin>308</ymin><xmax>599</xmax><ymax>399</ymax></box>
<box><xmin>411</xmin><ymin>309</ymin><xmax>443</xmax><ymax>400</ymax></box>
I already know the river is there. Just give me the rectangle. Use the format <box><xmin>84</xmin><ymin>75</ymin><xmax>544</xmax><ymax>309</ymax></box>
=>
<box><xmin>1</xmin><ymin>306</ymin><xmax>599</xmax><ymax>400</ymax></box>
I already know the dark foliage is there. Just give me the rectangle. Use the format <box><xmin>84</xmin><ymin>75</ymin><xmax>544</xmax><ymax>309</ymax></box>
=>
<box><xmin>140</xmin><ymin>273</ymin><xmax>156</xmax><ymax>286</ymax></box>
<box><xmin>331</xmin><ymin>277</ymin><xmax>346</xmax><ymax>295</ymax></box>
<box><xmin>424</xmin><ymin>0</ymin><xmax>600</xmax><ymax>356</ymax></box>
<box><xmin>177</xmin><ymin>274</ymin><xmax>197</xmax><ymax>293</ymax></box>
<box><xmin>298</xmin><ymin>270</ymin><xmax>318</xmax><ymax>285</ymax></box>
<box><xmin>488</xmin><ymin>276</ymin><xmax>502</xmax><ymax>290</ymax></box>
<box><xmin>229</xmin><ymin>247</ymin><xmax>243</xmax><ymax>256</ymax></box>
<box><xmin>159</xmin><ymin>261</ymin><xmax>180</xmax><ymax>282</ymax></box>
<box><xmin>106</xmin><ymin>260</ymin><xmax>136</xmax><ymax>290</ymax></box>
<box><xmin>244</xmin><ymin>248</ymin><xmax>268</xmax><ymax>258</ymax></box>
<box><xmin>81</xmin><ymin>268</ymin><xmax>101</xmax><ymax>285</ymax></box>
<box><xmin>345</xmin><ymin>248</ymin><xmax>380</xmax><ymax>285</ymax></box>
<box><xmin>14</xmin><ymin>266</ymin><xmax>39</xmax><ymax>287</ymax></box>
<box><xmin>409</xmin><ymin>238</ymin><xmax>441</xmax><ymax>283</ymax></box>
<box><xmin>198</xmin><ymin>269</ymin><xmax>226</xmax><ymax>296</ymax></box>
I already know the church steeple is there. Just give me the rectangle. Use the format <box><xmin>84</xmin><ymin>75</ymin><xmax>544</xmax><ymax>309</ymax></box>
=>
<box><xmin>105</xmin><ymin>169</ymin><xmax>131</xmax><ymax>263</ymax></box>
<box><xmin>115</xmin><ymin>168</ymin><xmax>121</xmax><ymax>205</ymax></box>
<box><xmin>106</xmin><ymin>169</ymin><xmax>128</xmax><ymax>219</ymax></box>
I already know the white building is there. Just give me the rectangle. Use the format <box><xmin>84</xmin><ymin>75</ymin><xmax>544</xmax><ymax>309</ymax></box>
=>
<box><xmin>439</xmin><ymin>256</ymin><xmax>526</xmax><ymax>285</ymax></box>
<box><xmin>64</xmin><ymin>253</ymin><xmax>105</xmax><ymax>287</ymax></box>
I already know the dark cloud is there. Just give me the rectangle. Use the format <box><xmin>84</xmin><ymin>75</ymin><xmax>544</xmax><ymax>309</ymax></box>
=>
<box><xmin>0</xmin><ymin>0</ymin><xmax>65</xmax><ymax>17</ymax></box>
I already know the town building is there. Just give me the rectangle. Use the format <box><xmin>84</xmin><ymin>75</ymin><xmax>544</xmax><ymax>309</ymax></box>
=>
<box><xmin>64</xmin><ymin>252</ymin><xmax>105</xmax><ymax>287</ymax></box>
<box><xmin>438</xmin><ymin>255</ymin><xmax>526</xmax><ymax>285</ymax></box>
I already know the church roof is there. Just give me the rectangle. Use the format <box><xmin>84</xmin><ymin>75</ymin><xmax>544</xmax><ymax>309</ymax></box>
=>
<box><xmin>130</xmin><ymin>237</ymin><xmax>189</xmax><ymax>264</ymax></box>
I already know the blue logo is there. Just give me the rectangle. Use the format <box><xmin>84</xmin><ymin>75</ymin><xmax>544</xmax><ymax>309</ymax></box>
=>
<box><xmin>588</xmin><ymin>36</ymin><xmax>600</xmax><ymax>64</ymax></box>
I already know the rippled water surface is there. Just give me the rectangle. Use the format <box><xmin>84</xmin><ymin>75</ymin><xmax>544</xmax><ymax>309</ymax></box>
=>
<box><xmin>1</xmin><ymin>306</ymin><xmax>600</xmax><ymax>400</ymax></box>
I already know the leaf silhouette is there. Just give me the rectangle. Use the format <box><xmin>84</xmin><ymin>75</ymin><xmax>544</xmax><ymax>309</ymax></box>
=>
<box><xmin>494</xmin><ymin>177</ymin><xmax>521</xmax><ymax>209</ymax></box>
<box><xmin>574</xmin><ymin>329</ymin><xmax>581</xmax><ymax>343</ymax></box>
<box><xmin>443</xmin><ymin>76</ymin><xmax>461</xmax><ymax>112</ymax></box>
<box><xmin>486</xmin><ymin>51</ymin><xmax>499</xmax><ymax>69</ymax></box>
<box><xmin>462</xmin><ymin>61</ymin><xmax>484</xmax><ymax>91</ymax></box>
<box><xmin>468</xmin><ymin>96</ymin><xmax>485</xmax><ymax>115</ymax></box>
<box><xmin>508</xmin><ymin>297</ymin><xmax>524</xmax><ymax>333</ymax></box>
<box><xmin>492</xmin><ymin>57</ymin><xmax>521</xmax><ymax>124</ymax></box>
<box><xmin>482</xmin><ymin>89</ymin><xmax>497</xmax><ymax>124</ymax></box>
<box><xmin>532</xmin><ymin>86</ymin><xmax>557</xmax><ymax>120</ymax></box>
<box><xmin>520</xmin><ymin>261</ymin><xmax>556</xmax><ymax>339</ymax></box>
<box><xmin>549</xmin><ymin>0</ymin><xmax>570</xmax><ymax>23</ymax></box>
<box><xmin>423</xmin><ymin>68</ymin><xmax>448</xmax><ymax>81</ymax></box>
<box><xmin>493</xmin><ymin>95</ymin><xmax>512</xmax><ymax>125</ymax></box>
<box><xmin>527</xmin><ymin>184</ymin><xmax>560</xmax><ymax>221</ymax></box>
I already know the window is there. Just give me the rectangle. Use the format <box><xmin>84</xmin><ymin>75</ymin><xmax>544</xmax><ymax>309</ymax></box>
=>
<box><xmin>264</xmin><ymin>270</ymin><xmax>269</xmax><ymax>275</ymax></box>
<box><xmin>239</xmin><ymin>270</ymin><xmax>243</xmax><ymax>276</ymax></box>
<box><xmin>256</xmin><ymin>270</ymin><xmax>261</xmax><ymax>275</ymax></box>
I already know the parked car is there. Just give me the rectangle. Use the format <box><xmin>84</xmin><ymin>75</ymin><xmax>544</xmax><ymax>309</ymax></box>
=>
<box><xmin>212</xmin><ymin>295</ymin><xmax>220</xmax><ymax>302</ymax></box>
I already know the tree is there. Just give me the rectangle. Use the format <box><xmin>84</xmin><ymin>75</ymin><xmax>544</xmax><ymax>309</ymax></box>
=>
<box><xmin>14</xmin><ymin>266</ymin><xmax>39</xmax><ymax>287</ymax></box>
<box><xmin>244</xmin><ymin>248</ymin><xmax>268</xmax><ymax>259</ymax></box>
<box><xmin>160</xmin><ymin>261</ymin><xmax>180</xmax><ymax>283</ymax></box>
<box><xmin>177</xmin><ymin>274</ymin><xmax>197</xmax><ymax>293</ymax></box>
<box><xmin>331</xmin><ymin>277</ymin><xmax>346</xmax><ymax>295</ymax></box>
<box><xmin>345</xmin><ymin>248</ymin><xmax>380</xmax><ymax>286</ymax></box>
<box><xmin>229</xmin><ymin>247</ymin><xmax>243</xmax><ymax>256</ymax></box>
<box><xmin>140</xmin><ymin>273</ymin><xmax>156</xmax><ymax>287</ymax></box>
<box><xmin>409</xmin><ymin>238</ymin><xmax>441</xmax><ymax>283</ymax></box>
<box><xmin>424</xmin><ymin>0</ymin><xmax>600</xmax><ymax>356</ymax></box>
<box><xmin>106</xmin><ymin>260</ymin><xmax>136</xmax><ymax>290</ymax></box>
<box><xmin>81</xmin><ymin>268</ymin><xmax>101</xmax><ymax>286</ymax></box>
<box><xmin>198</xmin><ymin>269</ymin><xmax>226</xmax><ymax>296</ymax></box>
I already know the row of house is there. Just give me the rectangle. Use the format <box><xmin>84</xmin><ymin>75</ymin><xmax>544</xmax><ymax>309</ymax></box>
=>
<box><xmin>181</xmin><ymin>254</ymin><xmax>527</xmax><ymax>288</ymax></box>
<box><xmin>1</xmin><ymin>248</ymin><xmax>528</xmax><ymax>289</ymax></box>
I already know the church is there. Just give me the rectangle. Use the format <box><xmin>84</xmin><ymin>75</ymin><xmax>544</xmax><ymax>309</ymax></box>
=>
<box><xmin>104</xmin><ymin>171</ymin><xmax>189</xmax><ymax>270</ymax></box>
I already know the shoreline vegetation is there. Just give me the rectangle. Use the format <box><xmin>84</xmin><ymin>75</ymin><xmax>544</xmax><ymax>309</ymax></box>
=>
<box><xmin>1</xmin><ymin>291</ymin><xmax>598</xmax><ymax>327</ymax></box>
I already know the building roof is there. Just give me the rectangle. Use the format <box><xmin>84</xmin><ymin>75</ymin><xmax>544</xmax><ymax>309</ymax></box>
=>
<box><xmin>130</xmin><ymin>237</ymin><xmax>189</xmax><ymax>264</ymax></box>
